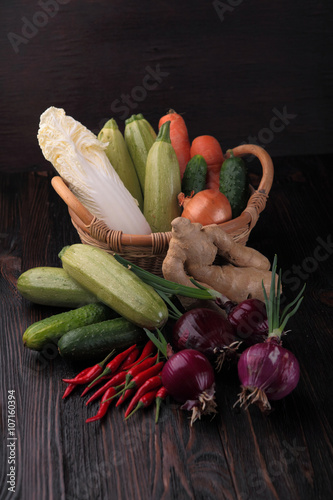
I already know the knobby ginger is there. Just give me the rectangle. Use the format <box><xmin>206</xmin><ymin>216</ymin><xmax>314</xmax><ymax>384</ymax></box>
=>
<box><xmin>162</xmin><ymin>217</ymin><xmax>280</xmax><ymax>303</ymax></box>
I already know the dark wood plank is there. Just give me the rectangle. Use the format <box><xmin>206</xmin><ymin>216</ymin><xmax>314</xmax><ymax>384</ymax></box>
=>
<box><xmin>1</xmin><ymin>0</ymin><xmax>333</xmax><ymax>173</ymax></box>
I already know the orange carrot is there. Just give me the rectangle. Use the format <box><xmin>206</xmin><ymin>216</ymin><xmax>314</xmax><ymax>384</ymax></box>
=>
<box><xmin>190</xmin><ymin>135</ymin><xmax>224</xmax><ymax>190</ymax></box>
<box><xmin>158</xmin><ymin>109</ymin><xmax>191</xmax><ymax>179</ymax></box>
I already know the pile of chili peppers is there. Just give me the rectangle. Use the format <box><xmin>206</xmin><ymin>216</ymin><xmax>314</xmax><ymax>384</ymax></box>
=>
<box><xmin>62</xmin><ymin>340</ymin><xmax>168</xmax><ymax>423</ymax></box>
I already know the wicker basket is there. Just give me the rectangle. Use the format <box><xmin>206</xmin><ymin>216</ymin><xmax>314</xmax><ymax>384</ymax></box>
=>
<box><xmin>51</xmin><ymin>144</ymin><xmax>274</xmax><ymax>275</ymax></box>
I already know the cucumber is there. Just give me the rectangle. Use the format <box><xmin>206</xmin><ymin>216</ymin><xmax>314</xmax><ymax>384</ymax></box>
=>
<box><xmin>219</xmin><ymin>150</ymin><xmax>250</xmax><ymax>218</ymax></box>
<box><xmin>124</xmin><ymin>113</ymin><xmax>156</xmax><ymax>191</ymax></box>
<box><xmin>143</xmin><ymin>121</ymin><xmax>182</xmax><ymax>233</ymax></box>
<box><xmin>58</xmin><ymin>244</ymin><xmax>168</xmax><ymax>329</ymax></box>
<box><xmin>58</xmin><ymin>318</ymin><xmax>146</xmax><ymax>361</ymax></box>
<box><xmin>23</xmin><ymin>303</ymin><xmax>114</xmax><ymax>351</ymax></box>
<box><xmin>98</xmin><ymin>118</ymin><xmax>143</xmax><ymax>210</ymax></box>
<box><xmin>181</xmin><ymin>154</ymin><xmax>207</xmax><ymax>197</ymax></box>
<box><xmin>17</xmin><ymin>267</ymin><xmax>98</xmax><ymax>308</ymax></box>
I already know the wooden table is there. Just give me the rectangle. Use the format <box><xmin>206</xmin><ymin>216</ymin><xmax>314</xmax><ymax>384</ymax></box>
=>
<box><xmin>1</xmin><ymin>154</ymin><xmax>333</xmax><ymax>500</ymax></box>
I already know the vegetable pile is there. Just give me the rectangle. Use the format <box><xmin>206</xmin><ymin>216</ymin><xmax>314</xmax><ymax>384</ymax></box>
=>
<box><xmin>19</xmin><ymin>246</ymin><xmax>305</xmax><ymax>426</ymax></box>
<box><xmin>37</xmin><ymin>106</ymin><xmax>251</xmax><ymax>234</ymax></box>
<box><xmin>16</xmin><ymin>105</ymin><xmax>305</xmax><ymax>427</ymax></box>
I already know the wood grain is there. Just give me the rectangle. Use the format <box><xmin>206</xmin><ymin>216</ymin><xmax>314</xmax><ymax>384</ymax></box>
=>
<box><xmin>1</xmin><ymin>157</ymin><xmax>333</xmax><ymax>499</ymax></box>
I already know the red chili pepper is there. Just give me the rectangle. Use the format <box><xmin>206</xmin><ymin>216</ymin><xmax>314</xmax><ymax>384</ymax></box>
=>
<box><xmin>118</xmin><ymin>340</ymin><xmax>156</xmax><ymax>375</ymax></box>
<box><xmin>62</xmin><ymin>363</ymin><xmax>112</xmax><ymax>399</ymax></box>
<box><xmin>124</xmin><ymin>375</ymin><xmax>162</xmax><ymax>419</ymax></box>
<box><xmin>80</xmin><ymin>375</ymin><xmax>113</xmax><ymax>397</ymax></box>
<box><xmin>118</xmin><ymin>347</ymin><xmax>140</xmax><ymax>371</ymax></box>
<box><xmin>85</xmin><ymin>386</ymin><xmax>117</xmax><ymax>423</ymax></box>
<box><xmin>116</xmin><ymin>388</ymin><xmax>136</xmax><ymax>407</ymax></box>
<box><xmin>88</xmin><ymin>344</ymin><xmax>137</xmax><ymax>387</ymax></box>
<box><xmin>136</xmin><ymin>339</ymin><xmax>156</xmax><ymax>362</ymax></box>
<box><xmin>62</xmin><ymin>383</ymin><xmax>77</xmax><ymax>399</ymax></box>
<box><xmin>125</xmin><ymin>389</ymin><xmax>160</xmax><ymax>419</ymax></box>
<box><xmin>155</xmin><ymin>386</ymin><xmax>168</xmax><ymax>423</ymax></box>
<box><xmin>105</xmin><ymin>361</ymin><xmax>163</xmax><ymax>404</ymax></box>
<box><xmin>85</xmin><ymin>370</ymin><xmax>128</xmax><ymax>406</ymax></box>
<box><xmin>81</xmin><ymin>348</ymin><xmax>139</xmax><ymax>397</ymax></box>
<box><xmin>62</xmin><ymin>351</ymin><xmax>115</xmax><ymax>386</ymax></box>
<box><xmin>124</xmin><ymin>353</ymin><xmax>158</xmax><ymax>388</ymax></box>
<box><xmin>111</xmin><ymin>361</ymin><xmax>164</xmax><ymax>403</ymax></box>
<box><xmin>111</xmin><ymin>354</ymin><xmax>159</xmax><ymax>406</ymax></box>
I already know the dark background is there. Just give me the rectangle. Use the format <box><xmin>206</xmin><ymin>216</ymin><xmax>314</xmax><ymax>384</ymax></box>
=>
<box><xmin>1</xmin><ymin>0</ymin><xmax>332</xmax><ymax>173</ymax></box>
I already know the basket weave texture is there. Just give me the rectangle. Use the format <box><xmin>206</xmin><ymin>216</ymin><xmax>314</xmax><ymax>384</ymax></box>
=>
<box><xmin>52</xmin><ymin>144</ymin><xmax>274</xmax><ymax>275</ymax></box>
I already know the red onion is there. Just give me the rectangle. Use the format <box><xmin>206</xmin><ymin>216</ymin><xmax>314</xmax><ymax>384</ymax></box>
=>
<box><xmin>218</xmin><ymin>297</ymin><xmax>269</xmax><ymax>346</ymax></box>
<box><xmin>171</xmin><ymin>307</ymin><xmax>238</xmax><ymax>369</ymax></box>
<box><xmin>236</xmin><ymin>337</ymin><xmax>300</xmax><ymax>413</ymax></box>
<box><xmin>235</xmin><ymin>255</ymin><xmax>304</xmax><ymax>413</ymax></box>
<box><xmin>161</xmin><ymin>349</ymin><xmax>217</xmax><ymax>425</ymax></box>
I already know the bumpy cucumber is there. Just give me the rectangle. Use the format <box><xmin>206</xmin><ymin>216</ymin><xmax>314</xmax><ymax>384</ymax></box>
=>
<box><xmin>23</xmin><ymin>303</ymin><xmax>114</xmax><ymax>351</ymax></box>
<box><xmin>17</xmin><ymin>267</ymin><xmax>98</xmax><ymax>307</ymax></box>
<box><xmin>143</xmin><ymin>121</ymin><xmax>182</xmax><ymax>233</ymax></box>
<box><xmin>58</xmin><ymin>318</ymin><xmax>146</xmax><ymax>361</ymax></box>
<box><xmin>58</xmin><ymin>244</ymin><xmax>168</xmax><ymax>329</ymax></box>
<box><xmin>181</xmin><ymin>154</ymin><xmax>207</xmax><ymax>197</ymax></box>
<box><xmin>124</xmin><ymin>113</ymin><xmax>156</xmax><ymax>191</ymax></box>
<box><xmin>219</xmin><ymin>150</ymin><xmax>250</xmax><ymax>218</ymax></box>
<box><xmin>98</xmin><ymin>118</ymin><xmax>143</xmax><ymax>209</ymax></box>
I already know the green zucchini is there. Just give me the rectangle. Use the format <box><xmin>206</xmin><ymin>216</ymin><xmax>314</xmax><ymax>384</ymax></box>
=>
<box><xmin>58</xmin><ymin>244</ymin><xmax>168</xmax><ymax>329</ymax></box>
<box><xmin>23</xmin><ymin>303</ymin><xmax>114</xmax><ymax>351</ymax></box>
<box><xmin>124</xmin><ymin>113</ymin><xmax>156</xmax><ymax>191</ymax></box>
<box><xmin>143</xmin><ymin>121</ymin><xmax>181</xmax><ymax>233</ymax></box>
<box><xmin>181</xmin><ymin>154</ymin><xmax>207</xmax><ymax>197</ymax></box>
<box><xmin>58</xmin><ymin>318</ymin><xmax>146</xmax><ymax>361</ymax></box>
<box><xmin>98</xmin><ymin>118</ymin><xmax>143</xmax><ymax>210</ymax></box>
<box><xmin>219</xmin><ymin>150</ymin><xmax>250</xmax><ymax>218</ymax></box>
<box><xmin>17</xmin><ymin>267</ymin><xmax>98</xmax><ymax>308</ymax></box>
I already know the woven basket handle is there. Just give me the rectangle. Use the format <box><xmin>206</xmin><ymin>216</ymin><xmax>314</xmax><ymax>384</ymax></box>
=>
<box><xmin>51</xmin><ymin>176</ymin><xmax>94</xmax><ymax>226</ymax></box>
<box><xmin>225</xmin><ymin>144</ymin><xmax>274</xmax><ymax>196</ymax></box>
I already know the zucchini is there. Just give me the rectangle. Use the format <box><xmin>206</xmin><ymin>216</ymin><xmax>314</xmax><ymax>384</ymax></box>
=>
<box><xmin>181</xmin><ymin>154</ymin><xmax>207</xmax><ymax>197</ymax></box>
<box><xmin>17</xmin><ymin>267</ymin><xmax>98</xmax><ymax>307</ymax></box>
<box><xmin>143</xmin><ymin>121</ymin><xmax>182</xmax><ymax>233</ymax></box>
<box><xmin>58</xmin><ymin>244</ymin><xmax>168</xmax><ymax>329</ymax></box>
<box><xmin>58</xmin><ymin>318</ymin><xmax>146</xmax><ymax>361</ymax></box>
<box><xmin>124</xmin><ymin>113</ymin><xmax>156</xmax><ymax>191</ymax></box>
<box><xmin>23</xmin><ymin>303</ymin><xmax>114</xmax><ymax>351</ymax></box>
<box><xmin>98</xmin><ymin>118</ymin><xmax>143</xmax><ymax>210</ymax></box>
<box><xmin>219</xmin><ymin>150</ymin><xmax>250</xmax><ymax>218</ymax></box>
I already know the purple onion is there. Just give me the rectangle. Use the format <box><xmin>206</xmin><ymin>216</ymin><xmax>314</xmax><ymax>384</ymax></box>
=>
<box><xmin>220</xmin><ymin>298</ymin><xmax>269</xmax><ymax>346</ymax></box>
<box><xmin>172</xmin><ymin>307</ymin><xmax>238</xmax><ymax>369</ymax></box>
<box><xmin>161</xmin><ymin>349</ymin><xmax>217</xmax><ymax>425</ymax></box>
<box><xmin>236</xmin><ymin>337</ymin><xmax>300</xmax><ymax>413</ymax></box>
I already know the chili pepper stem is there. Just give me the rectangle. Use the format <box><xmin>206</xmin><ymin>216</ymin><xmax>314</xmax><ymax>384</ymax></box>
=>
<box><xmin>88</xmin><ymin>367</ymin><xmax>111</xmax><ymax>387</ymax></box>
<box><xmin>125</xmin><ymin>402</ymin><xmax>144</xmax><ymax>420</ymax></box>
<box><xmin>102</xmin><ymin>384</ymin><xmax>125</xmax><ymax>402</ymax></box>
<box><xmin>155</xmin><ymin>399</ymin><xmax>162</xmax><ymax>423</ymax></box>
<box><xmin>99</xmin><ymin>350</ymin><xmax>116</xmax><ymax>367</ymax></box>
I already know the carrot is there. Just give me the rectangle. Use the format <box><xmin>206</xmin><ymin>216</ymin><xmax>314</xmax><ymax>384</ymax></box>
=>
<box><xmin>190</xmin><ymin>135</ymin><xmax>224</xmax><ymax>190</ymax></box>
<box><xmin>158</xmin><ymin>109</ymin><xmax>191</xmax><ymax>179</ymax></box>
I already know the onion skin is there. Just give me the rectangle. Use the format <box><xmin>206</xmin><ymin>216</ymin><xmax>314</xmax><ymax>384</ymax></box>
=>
<box><xmin>236</xmin><ymin>337</ymin><xmax>300</xmax><ymax>413</ymax></box>
<box><xmin>161</xmin><ymin>349</ymin><xmax>217</xmax><ymax>425</ymax></box>
<box><xmin>172</xmin><ymin>307</ymin><xmax>237</xmax><ymax>368</ymax></box>
<box><xmin>179</xmin><ymin>189</ymin><xmax>232</xmax><ymax>225</ymax></box>
<box><xmin>226</xmin><ymin>299</ymin><xmax>268</xmax><ymax>346</ymax></box>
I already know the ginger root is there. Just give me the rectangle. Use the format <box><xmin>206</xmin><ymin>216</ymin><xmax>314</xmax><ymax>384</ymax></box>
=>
<box><xmin>162</xmin><ymin>217</ymin><xmax>279</xmax><ymax>303</ymax></box>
